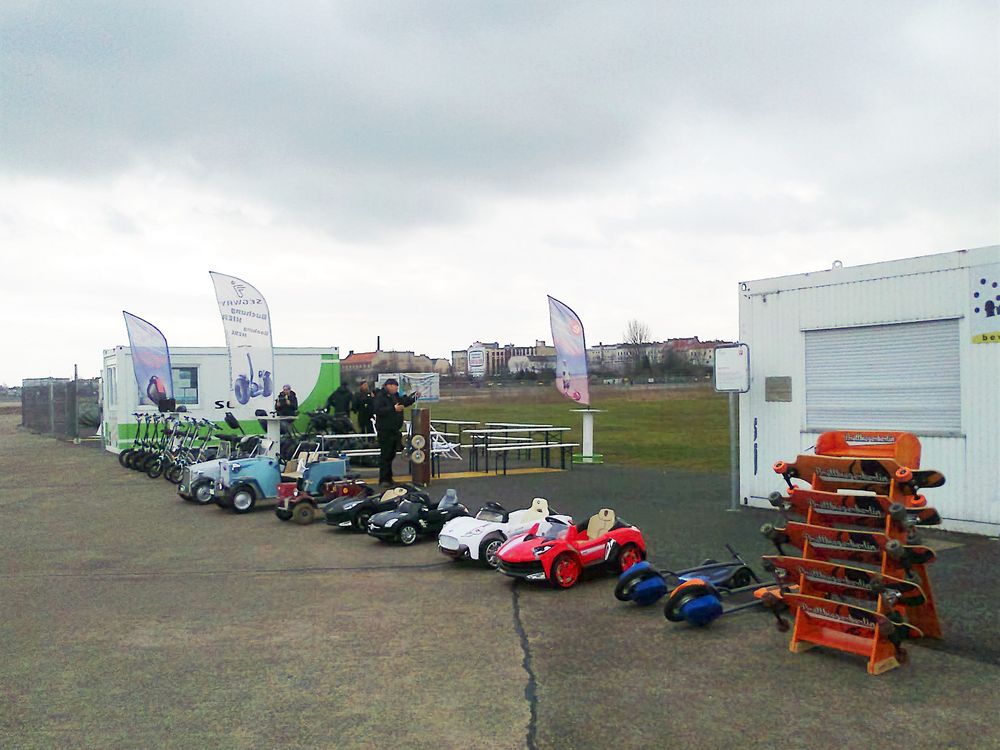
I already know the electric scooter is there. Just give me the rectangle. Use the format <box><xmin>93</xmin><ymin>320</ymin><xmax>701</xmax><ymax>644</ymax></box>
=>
<box><xmin>234</xmin><ymin>352</ymin><xmax>273</xmax><ymax>405</ymax></box>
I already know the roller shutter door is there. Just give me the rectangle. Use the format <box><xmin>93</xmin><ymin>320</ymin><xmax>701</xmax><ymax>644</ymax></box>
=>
<box><xmin>804</xmin><ymin>318</ymin><xmax>961</xmax><ymax>433</ymax></box>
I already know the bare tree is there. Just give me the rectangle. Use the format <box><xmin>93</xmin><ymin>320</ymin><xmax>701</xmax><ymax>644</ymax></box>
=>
<box><xmin>623</xmin><ymin>319</ymin><xmax>651</xmax><ymax>374</ymax></box>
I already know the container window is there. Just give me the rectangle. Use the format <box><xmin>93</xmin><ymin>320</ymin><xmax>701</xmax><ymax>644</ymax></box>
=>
<box><xmin>172</xmin><ymin>366</ymin><xmax>199</xmax><ymax>406</ymax></box>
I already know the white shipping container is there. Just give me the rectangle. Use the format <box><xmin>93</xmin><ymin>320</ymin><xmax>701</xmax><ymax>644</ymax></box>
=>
<box><xmin>102</xmin><ymin>346</ymin><xmax>340</xmax><ymax>453</ymax></box>
<box><xmin>738</xmin><ymin>245</ymin><xmax>1000</xmax><ymax>536</ymax></box>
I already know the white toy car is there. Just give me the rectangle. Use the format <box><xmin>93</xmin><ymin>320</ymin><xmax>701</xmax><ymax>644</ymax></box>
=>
<box><xmin>438</xmin><ymin>497</ymin><xmax>571</xmax><ymax>568</ymax></box>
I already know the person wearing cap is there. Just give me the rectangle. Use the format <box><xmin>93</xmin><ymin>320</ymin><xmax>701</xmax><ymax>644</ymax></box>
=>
<box><xmin>372</xmin><ymin>378</ymin><xmax>419</xmax><ymax>487</ymax></box>
<box><xmin>275</xmin><ymin>384</ymin><xmax>298</xmax><ymax>416</ymax></box>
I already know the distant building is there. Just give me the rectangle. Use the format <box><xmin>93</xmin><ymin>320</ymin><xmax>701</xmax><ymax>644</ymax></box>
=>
<box><xmin>452</xmin><ymin>340</ymin><xmax>556</xmax><ymax>377</ymax></box>
<box><xmin>341</xmin><ymin>350</ymin><xmax>441</xmax><ymax>383</ymax></box>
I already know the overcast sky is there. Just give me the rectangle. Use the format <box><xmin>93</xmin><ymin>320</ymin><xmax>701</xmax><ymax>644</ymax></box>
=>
<box><xmin>2</xmin><ymin>1</ymin><xmax>997</xmax><ymax>384</ymax></box>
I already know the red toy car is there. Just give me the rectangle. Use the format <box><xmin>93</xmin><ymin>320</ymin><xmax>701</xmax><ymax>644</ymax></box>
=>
<box><xmin>275</xmin><ymin>477</ymin><xmax>373</xmax><ymax>525</ymax></box>
<box><xmin>496</xmin><ymin>508</ymin><xmax>646</xmax><ymax>588</ymax></box>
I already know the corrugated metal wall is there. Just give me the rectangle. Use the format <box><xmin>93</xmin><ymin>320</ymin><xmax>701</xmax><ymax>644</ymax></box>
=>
<box><xmin>739</xmin><ymin>248</ymin><xmax>1000</xmax><ymax>536</ymax></box>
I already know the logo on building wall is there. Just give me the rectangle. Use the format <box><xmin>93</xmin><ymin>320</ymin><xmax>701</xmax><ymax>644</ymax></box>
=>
<box><xmin>971</xmin><ymin>263</ymin><xmax>1000</xmax><ymax>344</ymax></box>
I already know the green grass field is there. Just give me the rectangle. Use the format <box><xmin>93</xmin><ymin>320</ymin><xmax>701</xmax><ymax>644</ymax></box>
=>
<box><xmin>427</xmin><ymin>384</ymin><xmax>731</xmax><ymax>472</ymax></box>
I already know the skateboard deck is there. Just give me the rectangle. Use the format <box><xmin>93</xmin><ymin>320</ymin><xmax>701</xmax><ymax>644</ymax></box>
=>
<box><xmin>773</xmin><ymin>455</ymin><xmax>944</xmax><ymax>496</ymax></box>
<box><xmin>763</xmin><ymin>555</ymin><xmax>926</xmax><ymax>607</ymax></box>
<box><xmin>779</xmin><ymin>592</ymin><xmax>923</xmax><ymax>674</ymax></box>
<box><xmin>814</xmin><ymin>430</ymin><xmax>922</xmax><ymax>468</ymax></box>
<box><xmin>761</xmin><ymin>521</ymin><xmax>936</xmax><ymax>570</ymax></box>
<box><xmin>769</xmin><ymin>488</ymin><xmax>942</xmax><ymax>531</ymax></box>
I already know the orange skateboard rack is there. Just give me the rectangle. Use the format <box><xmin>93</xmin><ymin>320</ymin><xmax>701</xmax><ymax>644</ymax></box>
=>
<box><xmin>768</xmin><ymin>430</ymin><xmax>943</xmax><ymax>673</ymax></box>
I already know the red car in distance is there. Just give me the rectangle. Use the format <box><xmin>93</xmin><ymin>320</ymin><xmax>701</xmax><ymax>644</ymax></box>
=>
<box><xmin>496</xmin><ymin>508</ymin><xmax>646</xmax><ymax>589</ymax></box>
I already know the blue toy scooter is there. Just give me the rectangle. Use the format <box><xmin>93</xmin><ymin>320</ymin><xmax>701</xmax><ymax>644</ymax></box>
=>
<box><xmin>615</xmin><ymin>545</ymin><xmax>771</xmax><ymax>626</ymax></box>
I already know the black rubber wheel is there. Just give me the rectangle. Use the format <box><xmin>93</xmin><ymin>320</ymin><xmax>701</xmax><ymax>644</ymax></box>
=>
<box><xmin>275</xmin><ymin>508</ymin><xmax>293</xmax><ymax>521</ymax></box>
<box><xmin>480</xmin><ymin>535</ymin><xmax>506</xmax><ymax>569</ymax></box>
<box><xmin>230</xmin><ymin>485</ymin><xmax>257</xmax><ymax>514</ymax></box>
<box><xmin>397</xmin><ymin>523</ymin><xmax>418</xmax><ymax>546</ymax></box>
<box><xmin>730</xmin><ymin>568</ymin><xmax>753</xmax><ymax>589</ymax></box>
<box><xmin>146</xmin><ymin>458</ymin><xmax>164</xmax><ymax>479</ymax></box>
<box><xmin>664</xmin><ymin>583</ymin><xmax>717</xmax><ymax>622</ymax></box>
<box><xmin>118</xmin><ymin>449</ymin><xmax>132</xmax><ymax>468</ymax></box>
<box><xmin>353</xmin><ymin>510</ymin><xmax>372</xmax><ymax>532</ymax></box>
<box><xmin>614</xmin><ymin>566</ymin><xmax>658</xmax><ymax>601</ymax></box>
<box><xmin>165</xmin><ymin>465</ymin><xmax>183</xmax><ymax>484</ymax></box>
<box><xmin>292</xmin><ymin>502</ymin><xmax>315</xmax><ymax>525</ymax></box>
<box><xmin>191</xmin><ymin>479</ymin><xmax>214</xmax><ymax>506</ymax></box>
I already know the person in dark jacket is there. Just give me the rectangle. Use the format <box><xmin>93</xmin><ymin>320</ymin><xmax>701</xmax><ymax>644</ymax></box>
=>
<box><xmin>372</xmin><ymin>378</ymin><xmax>419</xmax><ymax>487</ymax></box>
<box><xmin>274</xmin><ymin>384</ymin><xmax>298</xmax><ymax>416</ymax></box>
<box><xmin>325</xmin><ymin>383</ymin><xmax>353</xmax><ymax>417</ymax></box>
<box><xmin>352</xmin><ymin>381</ymin><xmax>375</xmax><ymax>434</ymax></box>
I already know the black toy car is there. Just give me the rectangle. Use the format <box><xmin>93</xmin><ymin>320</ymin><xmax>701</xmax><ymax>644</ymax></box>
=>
<box><xmin>367</xmin><ymin>489</ymin><xmax>469</xmax><ymax>545</ymax></box>
<box><xmin>324</xmin><ymin>484</ymin><xmax>429</xmax><ymax>532</ymax></box>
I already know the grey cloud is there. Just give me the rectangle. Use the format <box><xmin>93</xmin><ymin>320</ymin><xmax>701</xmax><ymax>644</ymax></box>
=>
<box><xmin>1</xmin><ymin>1</ymin><xmax>997</xmax><ymax>238</ymax></box>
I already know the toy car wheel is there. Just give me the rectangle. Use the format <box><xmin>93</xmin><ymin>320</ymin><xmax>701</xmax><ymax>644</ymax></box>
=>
<box><xmin>353</xmin><ymin>511</ymin><xmax>372</xmax><ymax>532</ymax></box>
<box><xmin>275</xmin><ymin>508</ymin><xmax>293</xmax><ymax>521</ymax></box>
<box><xmin>480</xmin><ymin>535</ymin><xmax>506</xmax><ymax>569</ymax></box>
<box><xmin>230</xmin><ymin>485</ymin><xmax>257</xmax><ymax>514</ymax></box>
<box><xmin>398</xmin><ymin>523</ymin><xmax>418</xmax><ymax>546</ymax></box>
<box><xmin>191</xmin><ymin>480</ymin><xmax>214</xmax><ymax>506</ymax></box>
<box><xmin>617</xmin><ymin>544</ymin><xmax>644</xmax><ymax>573</ymax></box>
<box><xmin>292</xmin><ymin>502</ymin><xmax>315</xmax><ymax>525</ymax></box>
<box><xmin>551</xmin><ymin>554</ymin><xmax>582</xmax><ymax>589</ymax></box>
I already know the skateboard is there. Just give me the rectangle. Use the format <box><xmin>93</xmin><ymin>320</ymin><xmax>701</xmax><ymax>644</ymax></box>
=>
<box><xmin>814</xmin><ymin>430</ymin><xmax>922</xmax><ymax>468</ymax></box>
<box><xmin>773</xmin><ymin>455</ymin><xmax>944</xmax><ymax>497</ymax></box>
<box><xmin>760</xmin><ymin>521</ymin><xmax>936</xmax><ymax>572</ymax></box>
<box><xmin>762</xmin><ymin>555</ymin><xmax>926</xmax><ymax>607</ymax></box>
<box><xmin>770</xmin><ymin>592</ymin><xmax>923</xmax><ymax>672</ymax></box>
<box><xmin>767</xmin><ymin>488</ymin><xmax>941</xmax><ymax>536</ymax></box>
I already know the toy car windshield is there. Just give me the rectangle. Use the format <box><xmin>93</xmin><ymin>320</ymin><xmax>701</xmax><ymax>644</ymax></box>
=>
<box><xmin>537</xmin><ymin>519</ymin><xmax>570</xmax><ymax>540</ymax></box>
<box><xmin>396</xmin><ymin>500</ymin><xmax>422</xmax><ymax>514</ymax></box>
<box><xmin>476</xmin><ymin>507</ymin><xmax>506</xmax><ymax>523</ymax></box>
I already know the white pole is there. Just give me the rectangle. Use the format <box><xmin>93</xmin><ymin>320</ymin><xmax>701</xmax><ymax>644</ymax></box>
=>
<box><xmin>582</xmin><ymin>410</ymin><xmax>594</xmax><ymax>456</ymax></box>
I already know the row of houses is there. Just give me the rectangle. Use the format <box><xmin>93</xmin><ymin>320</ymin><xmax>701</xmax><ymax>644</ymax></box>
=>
<box><xmin>337</xmin><ymin>337</ymin><xmax>731</xmax><ymax>382</ymax></box>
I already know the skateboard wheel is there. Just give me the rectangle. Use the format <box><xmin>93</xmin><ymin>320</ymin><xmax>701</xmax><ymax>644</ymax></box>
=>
<box><xmin>767</xmin><ymin>491</ymin><xmax>784</xmax><ymax>507</ymax></box>
<box><xmin>888</xmin><ymin>502</ymin><xmax>907</xmax><ymax>523</ymax></box>
<box><xmin>885</xmin><ymin>539</ymin><xmax>905</xmax><ymax>561</ymax></box>
<box><xmin>773</xmin><ymin>461</ymin><xmax>788</xmax><ymax>475</ymax></box>
<box><xmin>894</xmin><ymin>467</ymin><xmax>913</xmax><ymax>483</ymax></box>
<box><xmin>907</xmin><ymin>494</ymin><xmax>928</xmax><ymax>509</ymax></box>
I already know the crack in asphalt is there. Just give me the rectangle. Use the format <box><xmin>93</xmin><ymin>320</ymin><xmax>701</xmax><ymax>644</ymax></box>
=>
<box><xmin>0</xmin><ymin>561</ymin><xmax>453</xmax><ymax>579</ymax></box>
<box><xmin>510</xmin><ymin>584</ymin><xmax>539</xmax><ymax>750</ymax></box>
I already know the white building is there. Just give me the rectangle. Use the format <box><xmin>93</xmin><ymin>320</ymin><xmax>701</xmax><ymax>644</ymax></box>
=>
<box><xmin>737</xmin><ymin>245</ymin><xmax>1000</xmax><ymax>536</ymax></box>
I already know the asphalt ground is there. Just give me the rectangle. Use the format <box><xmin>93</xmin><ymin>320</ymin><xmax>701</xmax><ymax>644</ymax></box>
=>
<box><xmin>3</xmin><ymin>412</ymin><xmax>999</xmax><ymax>749</ymax></box>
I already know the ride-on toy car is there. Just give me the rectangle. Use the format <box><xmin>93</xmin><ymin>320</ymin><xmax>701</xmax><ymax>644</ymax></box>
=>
<box><xmin>275</xmin><ymin>476</ymin><xmax>374</xmax><ymax>524</ymax></box>
<box><xmin>367</xmin><ymin>489</ymin><xmax>469</xmax><ymax>546</ymax></box>
<box><xmin>324</xmin><ymin>484</ymin><xmax>428</xmax><ymax>531</ymax></box>
<box><xmin>496</xmin><ymin>509</ymin><xmax>646</xmax><ymax>589</ymax></box>
<box><xmin>216</xmin><ymin>454</ymin><xmax>348</xmax><ymax>514</ymax></box>
<box><xmin>438</xmin><ymin>498</ymin><xmax>572</xmax><ymax>569</ymax></box>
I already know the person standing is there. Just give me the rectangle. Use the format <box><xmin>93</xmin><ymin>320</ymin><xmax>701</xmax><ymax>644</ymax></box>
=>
<box><xmin>325</xmin><ymin>382</ymin><xmax>353</xmax><ymax>418</ymax></box>
<box><xmin>372</xmin><ymin>378</ymin><xmax>419</xmax><ymax>487</ymax></box>
<box><xmin>274</xmin><ymin>384</ymin><xmax>298</xmax><ymax>416</ymax></box>
<box><xmin>352</xmin><ymin>381</ymin><xmax>375</xmax><ymax>434</ymax></box>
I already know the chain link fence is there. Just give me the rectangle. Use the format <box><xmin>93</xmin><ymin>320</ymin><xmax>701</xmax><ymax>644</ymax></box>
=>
<box><xmin>21</xmin><ymin>378</ymin><xmax>101</xmax><ymax>440</ymax></box>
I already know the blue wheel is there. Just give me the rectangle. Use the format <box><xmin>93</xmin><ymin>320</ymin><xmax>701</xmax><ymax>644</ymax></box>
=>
<box><xmin>234</xmin><ymin>375</ymin><xmax>250</xmax><ymax>405</ymax></box>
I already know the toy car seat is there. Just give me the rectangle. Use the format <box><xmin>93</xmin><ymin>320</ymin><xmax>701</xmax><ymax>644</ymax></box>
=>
<box><xmin>528</xmin><ymin>497</ymin><xmax>549</xmax><ymax>518</ymax></box>
<box><xmin>381</xmin><ymin>486</ymin><xmax>408</xmax><ymax>503</ymax></box>
<box><xmin>439</xmin><ymin>488</ymin><xmax>459</xmax><ymax>509</ymax></box>
<box><xmin>586</xmin><ymin>508</ymin><xmax>616</xmax><ymax>539</ymax></box>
